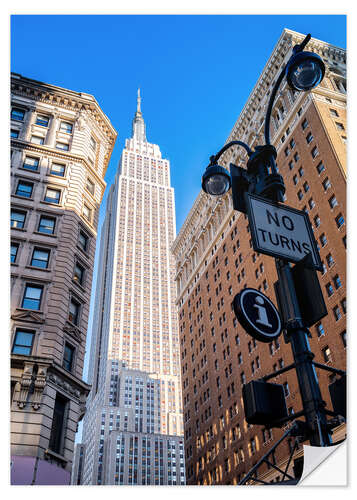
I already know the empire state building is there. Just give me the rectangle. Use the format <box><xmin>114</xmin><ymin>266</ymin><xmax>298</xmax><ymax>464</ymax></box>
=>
<box><xmin>75</xmin><ymin>91</ymin><xmax>185</xmax><ymax>486</ymax></box>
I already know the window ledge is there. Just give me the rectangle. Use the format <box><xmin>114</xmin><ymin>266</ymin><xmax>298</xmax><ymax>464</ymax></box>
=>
<box><xmin>41</xmin><ymin>200</ymin><xmax>62</xmax><ymax>207</ymax></box>
<box><xmin>44</xmin><ymin>449</ymin><xmax>68</xmax><ymax>465</ymax></box>
<box><xmin>25</xmin><ymin>265</ymin><xmax>51</xmax><ymax>272</ymax></box>
<box><xmin>12</xmin><ymin>194</ymin><xmax>34</xmax><ymax>202</ymax></box>
<box><xmin>33</xmin><ymin>231</ymin><xmax>57</xmax><ymax>238</ymax></box>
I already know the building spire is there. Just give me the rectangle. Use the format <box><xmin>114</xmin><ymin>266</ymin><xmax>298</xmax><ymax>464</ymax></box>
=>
<box><xmin>137</xmin><ymin>88</ymin><xmax>141</xmax><ymax>113</ymax></box>
<box><xmin>132</xmin><ymin>88</ymin><xmax>146</xmax><ymax>143</ymax></box>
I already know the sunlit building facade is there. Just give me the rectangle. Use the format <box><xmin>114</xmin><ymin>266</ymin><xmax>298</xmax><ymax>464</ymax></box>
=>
<box><xmin>77</xmin><ymin>91</ymin><xmax>184</xmax><ymax>484</ymax></box>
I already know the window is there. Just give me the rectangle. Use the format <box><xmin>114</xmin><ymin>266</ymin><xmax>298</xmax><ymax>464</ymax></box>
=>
<box><xmin>12</xmin><ymin>329</ymin><xmax>35</xmax><ymax>355</ymax></box>
<box><xmin>301</xmin><ymin>118</ymin><xmax>308</xmax><ymax>130</ymax></box>
<box><xmin>11</xmin><ymin>210</ymin><xmax>26</xmax><ymax>229</ymax></box>
<box><xmin>11</xmin><ymin>107</ymin><xmax>25</xmax><ymax>121</ymax></box>
<box><xmin>335</xmin><ymin>214</ymin><xmax>345</xmax><ymax>228</ymax></box>
<box><xmin>316</xmin><ymin>323</ymin><xmax>325</xmax><ymax>337</ymax></box>
<box><xmin>38</xmin><ymin>215</ymin><xmax>56</xmax><ymax>234</ymax></box>
<box><xmin>49</xmin><ymin>393</ymin><xmax>67</xmax><ymax>454</ymax></box>
<box><xmin>83</xmin><ymin>204</ymin><xmax>92</xmax><ymax>221</ymax></box>
<box><xmin>11</xmin><ymin>129</ymin><xmax>19</xmax><ymax>138</ymax></box>
<box><xmin>293</xmin><ymin>152</ymin><xmax>299</xmax><ymax>162</ymax></box>
<box><xmin>326</xmin><ymin>253</ymin><xmax>334</xmax><ymax>267</ymax></box>
<box><xmin>86</xmin><ymin>178</ymin><xmax>95</xmax><ymax>195</ymax></box>
<box><xmin>16</xmin><ymin>180</ymin><xmax>33</xmax><ymax>198</ymax></box>
<box><xmin>56</xmin><ymin>141</ymin><xmax>69</xmax><ymax>151</ymax></box>
<box><xmin>44</xmin><ymin>188</ymin><xmax>61</xmax><ymax>204</ymax></box>
<box><xmin>240</xmin><ymin>372</ymin><xmax>246</xmax><ymax>384</ymax></box>
<box><xmin>36</xmin><ymin>114</ymin><xmax>49</xmax><ymax>127</ymax></box>
<box><xmin>320</xmin><ymin>234</ymin><xmax>327</xmax><ymax>247</ymax></box>
<box><xmin>330</xmin><ymin>109</ymin><xmax>339</xmax><ymax>117</ymax></box>
<box><xmin>23</xmin><ymin>156</ymin><xmax>39</xmax><ymax>171</ymax></box>
<box><xmin>74</xmin><ymin>262</ymin><xmax>85</xmax><ymax>285</ymax></box>
<box><xmin>336</xmin><ymin>122</ymin><xmax>345</xmax><ymax>131</ymax></box>
<box><xmin>341</xmin><ymin>298</ymin><xmax>346</xmax><ymax>314</ymax></box>
<box><xmin>60</xmin><ymin>121</ymin><xmax>73</xmax><ymax>134</ymax></box>
<box><xmin>322</xmin><ymin>178</ymin><xmax>331</xmax><ymax>191</ymax></box>
<box><xmin>297</xmin><ymin>190</ymin><xmax>303</xmax><ymax>201</ymax></box>
<box><xmin>308</xmin><ymin>198</ymin><xmax>315</xmax><ymax>209</ymax></box>
<box><xmin>322</xmin><ymin>346</ymin><xmax>332</xmax><ymax>363</ymax></box>
<box><xmin>90</xmin><ymin>136</ymin><xmax>97</xmax><ymax>151</ymax></box>
<box><xmin>22</xmin><ymin>284</ymin><xmax>43</xmax><ymax>310</ymax></box>
<box><xmin>298</xmin><ymin>167</ymin><xmax>304</xmax><ymax>177</ymax></box>
<box><xmin>31</xmin><ymin>248</ymin><xmax>50</xmax><ymax>268</ymax></box>
<box><xmin>333</xmin><ymin>275</ymin><xmax>342</xmax><ymax>289</ymax></box>
<box><xmin>50</xmin><ymin>163</ymin><xmax>66</xmax><ymax>177</ymax></box>
<box><xmin>11</xmin><ymin>243</ymin><xmax>19</xmax><ymax>263</ymax></box>
<box><xmin>329</xmin><ymin>195</ymin><xmax>338</xmax><ymax>208</ymax></box>
<box><xmin>314</xmin><ymin>215</ymin><xmax>321</xmax><ymax>228</ymax></box>
<box><xmin>311</xmin><ymin>146</ymin><xmax>319</xmax><ymax>159</ymax></box>
<box><xmin>63</xmin><ymin>343</ymin><xmax>75</xmax><ymax>372</ymax></box>
<box><xmin>289</xmin><ymin>138</ymin><xmax>295</xmax><ymax>149</ymax></box>
<box><xmin>306</xmin><ymin>132</ymin><xmax>313</xmax><ymax>144</ymax></box>
<box><xmin>69</xmin><ymin>298</ymin><xmax>80</xmax><ymax>325</ymax></box>
<box><xmin>288</xmin><ymin>161</ymin><xmax>294</xmax><ymax>170</ymax></box>
<box><xmin>283</xmin><ymin>382</ymin><xmax>290</xmax><ymax>397</ymax></box>
<box><xmin>316</xmin><ymin>162</ymin><xmax>325</xmax><ymax>174</ymax></box>
<box><xmin>78</xmin><ymin>230</ymin><xmax>89</xmax><ymax>252</ymax></box>
<box><xmin>333</xmin><ymin>305</ymin><xmax>341</xmax><ymax>321</ymax></box>
<box><xmin>31</xmin><ymin>135</ymin><xmax>44</xmax><ymax>145</ymax></box>
<box><xmin>325</xmin><ymin>283</ymin><xmax>334</xmax><ymax>297</ymax></box>
<box><xmin>341</xmin><ymin>330</ymin><xmax>346</xmax><ymax>348</ymax></box>
<box><xmin>284</xmin><ymin>147</ymin><xmax>290</xmax><ymax>157</ymax></box>
<box><xmin>293</xmin><ymin>175</ymin><xmax>298</xmax><ymax>185</ymax></box>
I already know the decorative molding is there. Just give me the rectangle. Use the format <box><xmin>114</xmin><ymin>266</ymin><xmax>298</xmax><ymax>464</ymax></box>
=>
<box><xmin>11</xmin><ymin>309</ymin><xmax>45</xmax><ymax>324</ymax></box>
<box><xmin>47</xmin><ymin>372</ymin><xmax>81</xmax><ymax>399</ymax></box>
<box><xmin>17</xmin><ymin>362</ymin><xmax>34</xmax><ymax>408</ymax></box>
<box><xmin>32</xmin><ymin>364</ymin><xmax>48</xmax><ymax>410</ymax></box>
<box><xmin>63</xmin><ymin>322</ymin><xmax>83</xmax><ymax>343</ymax></box>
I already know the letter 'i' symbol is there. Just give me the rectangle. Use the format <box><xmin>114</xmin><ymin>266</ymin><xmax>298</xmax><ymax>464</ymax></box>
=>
<box><xmin>253</xmin><ymin>296</ymin><xmax>272</xmax><ymax>327</ymax></box>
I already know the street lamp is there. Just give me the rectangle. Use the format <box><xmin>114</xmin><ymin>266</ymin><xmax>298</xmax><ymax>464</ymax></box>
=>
<box><xmin>201</xmin><ymin>33</ymin><xmax>345</xmax><ymax>460</ymax></box>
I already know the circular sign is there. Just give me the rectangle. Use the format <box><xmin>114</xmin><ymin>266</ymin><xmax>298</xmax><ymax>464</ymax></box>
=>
<box><xmin>233</xmin><ymin>288</ymin><xmax>282</xmax><ymax>342</ymax></box>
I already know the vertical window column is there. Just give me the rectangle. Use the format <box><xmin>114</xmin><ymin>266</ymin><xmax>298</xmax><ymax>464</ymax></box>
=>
<box><xmin>20</xmin><ymin>105</ymin><xmax>36</xmax><ymax>141</ymax></box>
<box><xmin>45</xmin><ymin>112</ymin><xmax>59</xmax><ymax>147</ymax></box>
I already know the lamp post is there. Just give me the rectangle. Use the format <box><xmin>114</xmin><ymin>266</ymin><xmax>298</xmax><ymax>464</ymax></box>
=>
<box><xmin>201</xmin><ymin>34</ymin><xmax>337</xmax><ymax>448</ymax></box>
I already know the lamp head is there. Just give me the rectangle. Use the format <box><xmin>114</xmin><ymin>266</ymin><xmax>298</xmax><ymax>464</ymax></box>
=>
<box><xmin>202</xmin><ymin>163</ymin><xmax>231</xmax><ymax>196</ymax></box>
<box><xmin>286</xmin><ymin>51</ymin><xmax>325</xmax><ymax>91</ymax></box>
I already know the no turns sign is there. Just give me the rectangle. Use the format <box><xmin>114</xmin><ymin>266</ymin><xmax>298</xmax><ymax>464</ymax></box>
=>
<box><xmin>245</xmin><ymin>193</ymin><xmax>323</xmax><ymax>270</ymax></box>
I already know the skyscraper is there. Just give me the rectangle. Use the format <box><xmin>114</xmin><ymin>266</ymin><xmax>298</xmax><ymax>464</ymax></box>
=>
<box><xmin>10</xmin><ymin>73</ymin><xmax>117</xmax><ymax>484</ymax></box>
<box><xmin>77</xmin><ymin>91</ymin><xmax>184</xmax><ymax>485</ymax></box>
<box><xmin>172</xmin><ymin>30</ymin><xmax>346</xmax><ymax>485</ymax></box>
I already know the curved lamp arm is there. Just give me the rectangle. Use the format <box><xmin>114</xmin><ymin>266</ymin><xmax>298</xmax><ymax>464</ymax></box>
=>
<box><xmin>264</xmin><ymin>34</ymin><xmax>312</xmax><ymax>145</ymax></box>
<box><xmin>209</xmin><ymin>140</ymin><xmax>253</xmax><ymax>166</ymax></box>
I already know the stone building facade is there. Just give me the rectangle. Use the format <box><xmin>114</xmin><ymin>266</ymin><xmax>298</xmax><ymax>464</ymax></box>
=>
<box><xmin>172</xmin><ymin>30</ymin><xmax>346</xmax><ymax>485</ymax></box>
<box><xmin>10</xmin><ymin>73</ymin><xmax>117</xmax><ymax>484</ymax></box>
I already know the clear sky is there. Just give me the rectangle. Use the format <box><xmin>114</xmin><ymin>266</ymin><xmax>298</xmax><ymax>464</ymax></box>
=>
<box><xmin>10</xmin><ymin>14</ymin><xmax>346</xmax><ymax>409</ymax></box>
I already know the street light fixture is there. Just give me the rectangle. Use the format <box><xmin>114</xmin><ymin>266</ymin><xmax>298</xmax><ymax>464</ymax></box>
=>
<box><xmin>286</xmin><ymin>51</ymin><xmax>325</xmax><ymax>91</ymax></box>
<box><xmin>201</xmin><ymin>33</ymin><xmax>346</xmax><ymax>466</ymax></box>
<box><xmin>201</xmin><ymin>163</ymin><xmax>231</xmax><ymax>196</ymax></box>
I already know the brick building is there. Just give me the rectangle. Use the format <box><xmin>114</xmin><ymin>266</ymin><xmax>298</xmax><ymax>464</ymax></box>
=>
<box><xmin>10</xmin><ymin>73</ymin><xmax>116</xmax><ymax>484</ymax></box>
<box><xmin>172</xmin><ymin>30</ymin><xmax>346</xmax><ymax>485</ymax></box>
